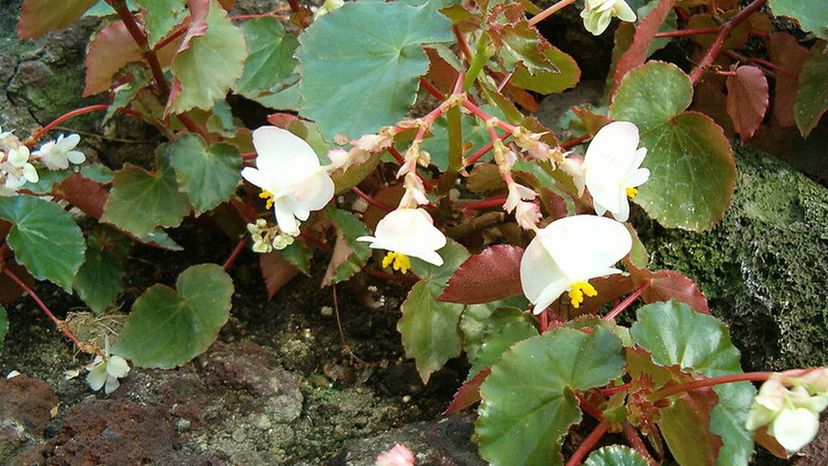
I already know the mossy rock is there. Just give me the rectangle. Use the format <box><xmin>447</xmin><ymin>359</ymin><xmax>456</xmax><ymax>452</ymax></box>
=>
<box><xmin>637</xmin><ymin>145</ymin><xmax>828</xmax><ymax>371</ymax></box>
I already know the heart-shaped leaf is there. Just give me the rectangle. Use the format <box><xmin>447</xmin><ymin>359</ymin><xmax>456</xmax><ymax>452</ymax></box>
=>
<box><xmin>611</xmin><ymin>62</ymin><xmax>735</xmax><ymax>231</ymax></box>
<box><xmin>102</xmin><ymin>155</ymin><xmax>191</xmax><ymax>238</ymax></box>
<box><xmin>439</xmin><ymin>245</ymin><xmax>524</xmax><ymax>304</ymax></box>
<box><xmin>296</xmin><ymin>0</ymin><xmax>454</xmax><ymax>140</ymax></box>
<box><xmin>83</xmin><ymin>20</ymin><xmax>144</xmax><ymax>96</ymax></box>
<box><xmin>236</xmin><ymin>17</ymin><xmax>299</xmax><ymax>98</ymax></box>
<box><xmin>322</xmin><ymin>207</ymin><xmax>372</xmax><ymax>286</ymax></box>
<box><xmin>73</xmin><ymin>227</ymin><xmax>131</xmax><ymax>313</ymax></box>
<box><xmin>113</xmin><ymin>264</ymin><xmax>234</xmax><ymax>368</ymax></box>
<box><xmin>769</xmin><ymin>0</ymin><xmax>828</xmax><ymax>40</ymax></box>
<box><xmin>477</xmin><ymin>327</ymin><xmax>626</xmax><ymax>466</ymax></box>
<box><xmin>168</xmin><ymin>133</ymin><xmax>241</xmax><ymax>215</ymax></box>
<box><xmin>0</xmin><ymin>195</ymin><xmax>85</xmax><ymax>290</ymax></box>
<box><xmin>631</xmin><ymin>301</ymin><xmax>755</xmax><ymax>466</ymax></box>
<box><xmin>137</xmin><ymin>0</ymin><xmax>188</xmax><ymax>47</ymax></box>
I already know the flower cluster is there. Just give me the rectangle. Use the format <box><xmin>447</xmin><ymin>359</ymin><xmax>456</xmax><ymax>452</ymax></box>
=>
<box><xmin>0</xmin><ymin>127</ymin><xmax>86</xmax><ymax>196</ymax></box>
<box><xmin>581</xmin><ymin>0</ymin><xmax>637</xmax><ymax>36</ymax></box>
<box><xmin>247</xmin><ymin>218</ymin><xmax>295</xmax><ymax>253</ymax></box>
<box><xmin>746</xmin><ymin>370</ymin><xmax>828</xmax><ymax>452</ymax></box>
<box><xmin>86</xmin><ymin>352</ymin><xmax>130</xmax><ymax>395</ymax></box>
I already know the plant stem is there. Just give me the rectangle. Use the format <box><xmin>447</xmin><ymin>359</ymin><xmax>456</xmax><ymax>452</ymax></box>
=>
<box><xmin>565</xmin><ymin>418</ymin><xmax>610</xmax><ymax>466</ymax></box>
<box><xmin>466</xmin><ymin>132</ymin><xmax>511</xmax><ymax>165</ymax></box>
<box><xmin>654</xmin><ymin>27</ymin><xmax>719</xmax><ymax>38</ymax></box>
<box><xmin>351</xmin><ymin>187</ymin><xmax>394</xmax><ymax>212</ymax></box>
<box><xmin>560</xmin><ymin>134</ymin><xmax>590</xmax><ymax>149</ymax></box>
<box><xmin>1</xmin><ymin>266</ymin><xmax>92</xmax><ymax>353</ymax></box>
<box><xmin>529</xmin><ymin>0</ymin><xmax>578</xmax><ymax>27</ymax></box>
<box><xmin>623</xmin><ymin>422</ymin><xmax>656</xmax><ymax>466</ymax></box>
<box><xmin>108</xmin><ymin>0</ymin><xmax>171</xmax><ymax>96</ymax></box>
<box><xmin>689</xmin><ymin>0</ymin><xmax>768</xmax><ymax>84</ymax></box>
<box><xmin>458</xmin><ymin>196</ymin><xmax>508</xmax><ymax>210</ymax></box>
<box><xmin>26</xmin><ymin>105</ymin><xmax>142</xmax><ymax>146</ymax></box>
<box><xmin>601</xmin><ymin>383</ymin><xmax>631</xmax><ymax>396</ymax></box>
<box><xmin>603</xmin><ymin>282</ymin><xmax>649</xmax><ymax>321</ymax></box>
<box><xmin>222</xmin><ymin>237</ymin><xmax>247</xmax><ymax>271</ymax></box>
<box><xmin>462</xmin><ymin>100</ymin><xmax>517</xmax><ymax>133</ymax></box>
<box><xmin>652</xmin><ymin>371</ymin><xmax>779</xmax><ymax>400</ymax></box>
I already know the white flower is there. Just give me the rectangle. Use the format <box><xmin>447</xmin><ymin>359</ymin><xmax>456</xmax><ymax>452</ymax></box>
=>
<box><xmin>520</xmin><ymin>215</ymin><xmax>632</xmax><ymax>314</ymax></box>
<box><xmin>747</xmin><ymin>377</ymin><xmax>828</xmax><ymax>452</ymax></box>
<box><xmin>582</xmin><ymin>121</ymin><xmax>650</xmax><ymax>222</ymax></box>
<box><xmin>2</xmin><ymin>146</ymin><xmax>39</xmax><ymax>189</ymax></box>
<box><xmin>271</xmin><ymin>232</ymin><xmax>295</xmax><ymax>250</ymax></box>
<box><xmin>242</xmin><ymin>126</ymin><xmax>335</xmax><ymax>237</ymax></box>
<box><xmin>86</xmin><ymin>354</ymin><xmax>130</xmax><ymax>395</ymax></box>
<box><xmin>314</xmin><ymin>0</ymin><xmax>344</xmax><ymax>18</ymax></box>
<box><xmin>511</xmin><ymin>127</ymin><xmax>562</xmax><ymax>163</ymax></box>
<box><xmin>581</xmin><ymin>0</ymin><xmax>636</xmax><ymax>36</ymax></box>
<box><xmin>504</xmin><ymin>183</ymin><xmax>540</xmax><ymax>231</ymax></box>
<box><xmin>357</xmin><ymin>208</ymin><xmax>446</xmax><ymax>272</ymax></box>
<box><xmin>33</xmin><ymin>134</ymin><xmax>86</xmax><ymax>170</ymax></box>
<box><xmin>560</xmin><ymin>155</ymin><xmax>586</xmax><ymax>197</ymax></box>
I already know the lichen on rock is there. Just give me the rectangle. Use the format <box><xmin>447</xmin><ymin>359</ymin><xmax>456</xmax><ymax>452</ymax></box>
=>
<box><xmin>637</xmin><ymin>144</ymin><xmax>828</xmax><ymax>371</ymax></box>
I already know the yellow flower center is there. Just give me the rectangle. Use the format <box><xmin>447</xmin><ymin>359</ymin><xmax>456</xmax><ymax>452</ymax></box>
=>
<box><xmin>259</xmin><ymin>190</ymin><xmax>275</xmax><ymax>209</ymax></box>
<box><xmin>568</xmin><ymin>281</ymin><xmax>597</xmax><ymax>308</ymax></box>
<box><xmin>382</xmin><ymin>251</ymin><xmax>411</xmax><ymax>274</ymax></box>
<box><xmin>626</xmin><ymin>187</ymin><xmax>638</xmax><ymax>199</ymax></box>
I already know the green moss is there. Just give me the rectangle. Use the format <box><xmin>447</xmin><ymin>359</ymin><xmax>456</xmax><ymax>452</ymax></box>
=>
<box><xmin>638</xmin><ymin>144</ymin><xmax>828</xmax><ymax>371</ymax></box>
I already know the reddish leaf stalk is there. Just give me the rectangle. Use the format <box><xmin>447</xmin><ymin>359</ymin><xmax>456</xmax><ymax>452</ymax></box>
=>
<box><xmin>601</xmin><ymin>383</ymin><xmax>632</xmax><ymax>396</ymax></box>
<box><xmin>603</xmin><ymin>281</ymin><xmax>650</xmax><ymax>321</ymax></box>
<box><xmin>107</xmin><ymin>0</ymin><xmax>171</xmax><ymax>96</ymax></box>
<box><xmin>458</xmin><ymin>196</ymin><xmax>508</xmax><ymax>210</ymax></box>
<box><xmin>565</xmin><ymin>418</ymin><xmax>610</xmax><ymax>466</ymax></box>
<box><xmin>560</xmin><ymin>134</ymin><xmax>590</xmax><ymax>149</ymax></box>
<box><xmin>453</xmin><ymin>26</ymin><xmax>474</xmax><ymax>63</ymax></box>
<box><xmin>419</xmin><ymin>77</ymin><xmax>446</xmax><ymax>100</ymax></box>
<box><xmin>240</xmin><ymin>152</ymin><xmax>258</xmax><ymax>161</ymax></box>
<box><xmin>529</xmin><ymin>0</ymin><xmax>578</xmax><ymax>27</ymax></box>
<box><xmin>623</xmin><ymin>422</ymin><xmax>656</xmax><ymax>466</ymax></box>
<box><xmin>654</xmin><ymin>27</ymin><xmax>719</xmax><ymax>38</ymax></box>
<box><xmin>652</xmin><ymin>370</ymin><xmax>807</xmax><ymax>400</ymax></box>
<box><xmin>538</xmin><ymin>309</ymin><xmax>549</xmax><ymax>333</ymax></box>
<box><xmin>1</xmin><ymin>266</ymin><xmax>87</xmax><ymax>351</ymax></box>
<box><xmin>726</xmin><ymin>51</ymin><xmax>798</xmax><ymax>78</ymax></box>
<box><xmin>386</xmin><ymin>146</ymin><xmax>406</xmax><ymax>164</ymax></box>
<box><xmin>351</xmin><ymin>187</ymin><xmax>394</xmax><ymax>212</ymax></box>
<box><xmin>26</xmin><ymin>105</ymin><xmax>142</xmax><ymax>146</ymax></box>
<box><xmin>177</xmin><ymin>113</ymin><xmax>211</xmax><ymax>141</ymax></box>
<box><xmin>462</xmin><ymin>99</ymin><xmax>517</xmax><ymax>133</ymax></box>
<box><xmin>578</xmin><ymin>393</ymin><xmax>605</xmax><ymax>420</ymax></box>
<box><xmin>689</xmin><ymin>0</ymin><xmax>768</xmax><ymax>84</ymax></box>
<box><xmin>222</xmin><ymin>237</ymin><xmax>247</xmax><ymax>271</ymax></box>
<box><xmin>466</xmin><ymin>132</ymin><xmax>511</xmax><ymax>165</ymax></box>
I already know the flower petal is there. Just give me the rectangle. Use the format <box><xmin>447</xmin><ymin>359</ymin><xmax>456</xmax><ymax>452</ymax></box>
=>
<box><xmin>252</xmin><ymin>126</ymin><xmax>319</xmax><ymax>174</ymax></box>
<box><xmin>772</xmin><ymin>407</ymin><xmax>820</xmax><ymax>452</ymax></box>
<box><xmin>538</xmin><ymin>215</ymin><xmax>632</xmax><ymax>280</ymax></box>
<box><xmin>520</xmin><ymin>236</ymin><xmax>566</xmax><ymax>304</ymax></box>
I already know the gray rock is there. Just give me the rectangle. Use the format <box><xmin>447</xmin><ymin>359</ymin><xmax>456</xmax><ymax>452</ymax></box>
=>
<box><xmin>334</xmin><ymin>414</ymin><xmax>484</xmax><ymax>466</ymax></box>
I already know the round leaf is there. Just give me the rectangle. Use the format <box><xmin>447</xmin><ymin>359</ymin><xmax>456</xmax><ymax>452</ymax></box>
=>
<box><xmin>113</xmin><ymin>264</ymin><xmax>234</xmax><ymax>368</ymax></box>
<box><xmin>236</xmin><ymin>17</ymin><xmax>299</xmax><ymax>98</ymax></box>
<box><xmin>794</xmin><ymin>41</ymin><xmax>828</xmax><ymax>138</ymax></box>
<box><xmin>477</xmin><ymin>327</ymin><xmax>626</xmax><ymax>466</ymax></box>
<box><xmin>585</xmin><ymin>445</ymin><xmax>649</xmax><ymax>466</ymax></box>
<box><xmin>0</xmin><ymin>195</ymin><xmax>85</xmax><ymax>290</ymax></box>
<box><xmin>769</xmin><ymin>0</ymin><xmax>828</xmax><ymax>40</ymax></box>
<box><xmin>611</xmin><ymin>61</ymin><xmax>692</xmax><ymax>129</ymax></box>
<box><xmin>296</xmin><ymin>1</ymin><xmax>454</xmax><ymax>140</ymax></box>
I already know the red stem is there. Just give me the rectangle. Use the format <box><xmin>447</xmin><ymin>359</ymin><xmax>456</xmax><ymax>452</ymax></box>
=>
<box><xmin>623</xmin><ymin>422</ymin><xmax>656</xmax><ymax>466</ymax></box>
<box><xmin>689</xmin><ymin>0</ymin><xmax>768</xmax><ymax>84</ymax></box>
<box><xmin>386</xmin><ymin>146</ymin><xmax>406</xmax><ymax>164</ymax></box>
<box><xmin>240</xmin><ymin>152</ymin><xmax>258</xmax><ymax>161</ymax></box>
<box><xmin>601</xmin><ymin>383</ymin><xmax>632</xmax><ymax>396</ymax></box>
<box><xmin>458</xmin><ymin>196</ymin><xmax>507</xmax><ymax>210</ymax></box>
<box><xmin>177</xmin><ymin>113</ymin><xmax>211</xmax><ymax>141</ymax></box>
<box><xmin>565</xmin><ymin>419</ymin><xmax>610</xmax><ymax>466</ymax></box>
<box><xmin>538</xmin><ymin>309</ymin><xmax>549</xmax><ymax>333</ymax></box>
<box><xmin>222</xmin><ymin>237</ymin><xmax>247</xmax><ymax>271</ymax></box>
<box><xmin>466</xmin><ymin>132</ymin><xmax>511</xmax><ymax>165</ymax></box>
<box><xmin>578</xmin><ymin>393</ymin><xmax>605</xmax><ymax>420</ymax></box>
<box><xmin>108</xmin><ymin>0</ymin><xmax>170</xmax><ymax>96</ymax></box>
<box><xmin>419</xmin><ymin>77</ymin><xmax>446</xmax><ymax>100</ymax></box>
<box><xmin>26</xmin><ymin>105</ymin><xmax>142</xmax><ymax>146</ymax></box>
<box><xmin>603</xmin><ymin>281</ymin><xmax>649</xmax><ymax>321</ymax></box>
<box><xmin>652</xmin><ymin>370</ymin><xmax>807</xmax><ymax>400</ymax></box>
<box><xmin>561</xmin><ymin>134</ymin><xmax>590</xmax><ymax>149</ymax></box>
<box><xmin>529</xmin><ymin>0</ymin><xmax>578</xmax><ymax>27</ymax></box>
<box><xmin>462</xmin><ymin>100</ymin><xmax>517</xmax><ymax>133</ymax></box>
<box><xmin>654</xmin><ymin>27</ymin><xmax>719</xmax><ymax>38</ymax></box>
<box><xmin>453</xmin><ymin>26</ymin><xmax>473</xmax><ymax>63</ymax></box>
<box><xmin>1</xmin><ymin>267</ymin><xmax>85</xmax><ymax>349</ymax></box>
<box><xmin>352</xmin><ymin>187</ymin><xmax>394</xmax><ymax>212</ymax></box>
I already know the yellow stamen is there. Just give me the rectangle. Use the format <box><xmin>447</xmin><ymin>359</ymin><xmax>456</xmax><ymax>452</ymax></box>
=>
<box><xmin>382</xmin><ymin>251</ymin><xmax>411</xmax><ymax>274</ymax></box>
<box><xmin>568</xmin><ymin>281</ymin><xmax>598</xmax><ymax>308</ymax></box>
<box><xmin>259</xmin><ymin>190</ymin><xmax>275</xmax><ymax>209</ymax></box>
<box><xmin>626</xmin><ymin>187</ymin><xmax>638</xmax><ymax>199</ymax></box>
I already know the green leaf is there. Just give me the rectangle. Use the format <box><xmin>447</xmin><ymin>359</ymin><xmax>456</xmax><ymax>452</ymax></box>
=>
<box><xmin>168</xmin><ymin>134</ymin><xmax>241</xmax><ymax>215</ymax></box>
<box><xmin>168</xmin><ymin>0</ymin><xmax>247</xmax><ymax>113</ymax></box>
<box><xmin>322</xmin><ymin>207</ymin><xmax>372</xmax><ymax>286</ymax></box>
<box><xmin>585</xmin><ymin>445</ymin><xmax>649</xmax><ymax>466</ymax></box>
<box><xmin>0</xmin><ymin>305</ymin><xmax>7</xmax><ymax>355</ymax></box>
<box><xmin>85</xmin><ymin>0</ymin><xmax>138</xmax><ymax>16</ymax></box>
<box><xmin>468</xmin><ymin>317</ymin><xmax>537</xmax><ymax>380</ymax></box>
<box><xmin>73</xmin><ymin>227</ymin><xmax>131</xmax><ymax>313</ymax></box>
<box><xmin>477</xmin><ymin>327</ymin><xmax>626</xmax><ymax>466</ymax></box>
<box><xmin>611</xmin><ymin>62</ymin><xmax>735</xmax><ymax>231</ymax></box>
<box><xmin>137</xmin><ymin>0</ymin><xmax>188</xmax><ymax>47</ymax></box>
<box><xmin>769</xmin><ymin>0</ymin><xmax>828</xmax><ymax>40</ymax></box>
<box><xmin>0</xmin><ymin>195</ymin><xmax>85</xmax><ymax>290</ymax></box>
<box><xmin>281</xmin><ymin>241</ymin><xmax>312</xmax><ymax>275</ymax></box>
<box><xmin>21</xmin><ymin>170</ymin><xmax>70</xmax><ymax>194</ymax></box>
<box><xmin>460</xmin><ymin>300</ymin><xmax>531</xmax><ymax>360</ymax></box>
<box><xmin>399</xmin><ymin>280</ymin><xmax>465</xmax><ymax>383</ymax></box>
<box><xmin>102</xmin><ymin>154</ymin><xmax>191</xmax><ymax>238</ymax></box>
<box><xmin>631</xmin><ymin>301</ymin><xmax>755</xmax><ymax>466</ymax></box>
<box><xmin>113</xmin><ymin>264</ymin><xmax>233</xmax><ymax>368</ymax></box>
<box><xmin>421</xmin><ymin>105</ymin><xmax>506</xmax><ymax>170</ymax></box>
<box><xmin>794</xmin><ymin>41</ymin><xmax>828</xmax><ymax>138</ymax></box>
<box><xmin>510</xmin><ymin>45</ymin><xmax>581</xmax><ymax>95</ymax></box>
<box><xmin>80</xmin><ymin>164</ymin><xmax>115</xmax><ymax>183</ymax></box>
<box><xmin>296</xmin><ymin>0</ymin><xmax>454</xmax><ymax>140</ymax></box>
<box><xmin>236</xmin><ymin>17</ymin><xmax>299</xmax><ymax>98</ymax></box>
<box><xmin>18</xmin><ymin>0</ymin><xmax>98</xmax><ymax>39</ymax></box>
